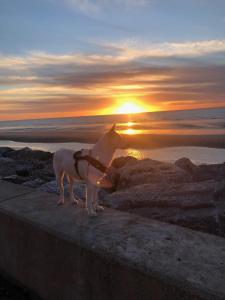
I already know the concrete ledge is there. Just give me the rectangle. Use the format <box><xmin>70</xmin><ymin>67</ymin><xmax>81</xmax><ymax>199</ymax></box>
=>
<box><xmin>0</xmin><ymin>181</ymin><xmax>224</xmax><ymax>300</ymax></box>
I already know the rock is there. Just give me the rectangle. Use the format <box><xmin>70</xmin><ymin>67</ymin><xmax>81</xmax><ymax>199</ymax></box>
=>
<box><xmin>0</xmin><ymin>157</ymin><xmax>14</xmax><ymax>163</ymax></box>
<box><xmin>2</xmin><ymin>175</ymin><xmax>27</xmax><ymax>184</ymax></box>
<box><xmin>16</xmin><ymin>167</ymin><xmax>30</xmax><ymax>177</ymax></box>
<box><xmin>126</xmin><ymin>207</ymin><xmax>222</xmax><ymax>236</ymax></box>
<box><xmin>0</xmin><ymin>147</ymin><xmax>14</xmax><ymax>157</ymax></box>
<box><xmin>39</xmin><ymin>180</ymin><xmax>86</xmax><ymax>200</ymax></box>
<box><xmin>175</xmin><ymin>157</ymin><xmax>197</xmax><ymax>174</ymax></box>
<box><xmin>100</xmin><ymin>180</ymin><xmax>219</xmax><ymax>210</ymax></box>
<box><xmin>22</xmin><ymin>178</ymin><xmax>45</xmax><ymax>188</ymax></box>
<box><xmin>116</xmin><ymin>159</ymin><xmax>191</xmax><ymax>190</ymax></box>
<box><xmin>112</xmin><ymin>156</ymin><xmax>138</xmax><ymax>169</ymax></box>
<box><xmin>31</xmin><ymin>150</ymin><xmax>53</xmax><ymax>161</ymax></box>
<box><xmin>193</xmin><ymin>163</ymin><xmax>225</xmax><ymax>181</ymax></box>
<box><xmin>0</xmin><ymin>157</ymin><xmax>16</xmax><ymax>177</ymax></box>
<box><xmin>39</xmin><ymin>180</ymin><xmax>59</xmax><ymax>194</ymax></box>
<box><xmin>1</xmin><ymin>146</ymin><xmax>225</xmax><ymax>238</ymax></box>
<box><xmin>8</xmin><ymin>147</ymin><xmax>52</xmax><ymax>161</ymax></box>
<box><xmin>32</xmin><ymin>167</ymin><xmax>54</xmax><ymax>182</ymax></box>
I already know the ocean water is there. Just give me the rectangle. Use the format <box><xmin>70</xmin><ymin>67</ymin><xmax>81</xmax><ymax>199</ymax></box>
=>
<box><xmin>0</xmin><ymin>107</ymin><xmax>225</xmax><ymax>164</ymax></box>
<box><xmin>0</xmin><ymin>139</ymin><xmax>225</xmax><ymax>165</ymax></box>
<box><xmin>0</xmin><ymin>107</ymin><xmax>225</xmax><ymax>136</ymax></box>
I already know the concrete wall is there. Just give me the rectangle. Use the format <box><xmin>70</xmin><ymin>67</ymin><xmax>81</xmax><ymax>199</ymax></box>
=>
<box><xmin>0</xmin><ymin>180</ymin><xmax>224</xmax><ymax>300</ymax></box>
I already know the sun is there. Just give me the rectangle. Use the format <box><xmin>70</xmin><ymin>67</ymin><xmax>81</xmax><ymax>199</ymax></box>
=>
<box><xmin>115</xmin><ymin>100</ymin><xmax>147</xmax><ymax>114</ymax></box>
<box><xmin>100</xmin><ymin>97</ymin><xmax>157</xmax><ymax>116</ymax></box>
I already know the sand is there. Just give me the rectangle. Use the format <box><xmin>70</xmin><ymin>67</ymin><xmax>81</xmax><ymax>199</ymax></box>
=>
<box><xmin>0</xmin><ymin>129</ymin><xmax>225</xmax><ymax>149</ymax></box>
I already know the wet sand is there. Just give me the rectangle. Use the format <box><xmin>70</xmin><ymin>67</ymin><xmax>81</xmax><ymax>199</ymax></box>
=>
<box><xmin>0</xmin><ymin>129</ymin><xmax>225</xmax><ymax>149</ymax></box>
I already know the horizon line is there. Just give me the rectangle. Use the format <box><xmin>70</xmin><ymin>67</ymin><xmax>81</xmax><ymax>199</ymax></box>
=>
<box><xmin>0</xmin><ymin>105</ymin><xmax>224</xmax><ymax>123</ymax></box>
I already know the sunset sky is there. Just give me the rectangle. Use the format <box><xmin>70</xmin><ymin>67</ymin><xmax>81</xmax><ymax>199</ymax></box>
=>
<box><xmin>1</xmin><ymin>0</ymin><xmax>225</xmax><ymax>121</ymax></box>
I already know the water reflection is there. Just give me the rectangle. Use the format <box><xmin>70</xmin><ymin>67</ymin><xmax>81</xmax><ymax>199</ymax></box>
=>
<box><xmin>118</xmin><ymin>121</ymin><xmax>144</xmax><ymax>135</ymax></box>
<box><xmin>123</xmin><ymin>148</ymin><xmax>145</xmax><ymax>159</ymax></box>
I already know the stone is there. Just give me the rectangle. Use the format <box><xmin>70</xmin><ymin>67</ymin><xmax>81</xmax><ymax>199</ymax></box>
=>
<box><xmin>175</xmin><ymin>157</ymin><xmax>197</xmax><ymax>174</ymax></box>
<box><xmin>1</xmin><ymin>147</ymin><xmax>225</xmax><ymax>238</ymax></box>
<box><xmin>2</xmin><ymin>175</ymin><xmax>27</xmax><ymax>185</ymax></box>
<box><xmin>111</xmin><ymin>156</ymin><xmax>138</xmax><ymax>169</ymax></box>
<box><xmin>16</xmin><ymin>167</ymin><xmax>30</xmax><ymax>177</ymax></box>
<box><xmin>116</xmin><ymin>159</ymin><xmax>191</xmax><ymax>190</ymax></box>
<box><xmin>0</xmin><ymin>147</ymin><xmax>14</xmax><ymax>157</ymax></box>
<box><xmin>22</xmin><ymin>178</ymin><xmax>46</xmax><ymax>188</ymax></box>
<box><xmin>193</xmin><ymin>163</ymin><xmax>225</xmax><ymax>181</ymax></box>
<box><xmin>0</xmin><ymin>157</ymin><xmax>16</xmax><ymax>177</ymax></box>
<box><xmin>8</xmin><ymin>147</ymin><xmax>52</xmax><ymax>161</ymax></box>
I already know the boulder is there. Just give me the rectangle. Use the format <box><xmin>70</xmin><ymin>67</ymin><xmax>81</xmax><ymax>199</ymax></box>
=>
<box><xmin>100</xmin><ymin>180</ymin><xmax>220</xmax><ymax>210</ymax></box>
<box><xmin>0</xmin><ymin>147</ymin><xmax>14</xmax><ymax>157</ymax></box>
<box><xmin>2</xmin><ymin>175</ymin><xmax>27</xmax><ymax>184</ymax></box>
<box><xmin>193</xmin><ymin>163</ymin><xmax>225</xmax><ymax>181</ymax></box>
<box><xmin>111</xmin><ymin>156</ymin><xmax>138</xmax><ymax>169</ymax></box>
<box><xmin>8</xmin><ymin>147</ymin><xmax>52</xmax><ymax>161</ymax></box>
<box><xmin>39</xmin><ymin>180</ymin><xmax>86</xmax><ymax>200</ymax></box>
<box><xmin>116</xmin><ymin>159</ymin><xmax>191</xmax><ymax>190</ymax></box>
<box><xmin>16</xmin><ymin>167</ymin><xmax>30</xmax><ymax>177</ymax></box>
<box><xmin>22</xmin><ymin>178</ymin><xmax>45</xmax><ymax>188</ymax></box>
<box><xmin>126</xmin><ymin>207</ymin><xmax>222</xmax><ymax>236</ymax></box>
<box><xmin>175</xmin><ymin>157</ymin><xmax>197</xmax><ymax>174</ymax></box>
<box><xmin>0</xmin><ymin>157</ymin><xmax>16</xmax><ymax>177</ymax></box>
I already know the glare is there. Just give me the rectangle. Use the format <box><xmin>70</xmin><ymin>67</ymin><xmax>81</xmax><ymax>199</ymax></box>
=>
<box><xmin>116</xmin><ymin>101</ymin><xmax>147</xmax><ymax>114</ymax></box>
<box><xmin>124</xmin><ymin>128</ymin><xmax>136</xmax><ymax>135</ymax></box>
<box><xmin>127</xmin><ymin>121</ymin><xmax>134</xmax><ymax>127</ymax></box>
<box><xmin>118</xmin><ymin>120</ymin><xmax>143</xmax><ymax>135</ymax></box>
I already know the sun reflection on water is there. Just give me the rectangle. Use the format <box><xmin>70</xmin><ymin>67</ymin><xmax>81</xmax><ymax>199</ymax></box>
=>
<box><xmin>123</xmin><ymin>148</ymin><xmax>144</xmax><ymax>159</ymax></box>
<box><xmin>118</xmin><ymin>121</ymin><xmax>144</xmax><ymax>135</ymax></box>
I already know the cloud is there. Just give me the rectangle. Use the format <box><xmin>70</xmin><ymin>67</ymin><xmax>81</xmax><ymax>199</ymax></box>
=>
<box><xmin>53</xmin><ymin>0</ymin><xmax>147</xmax><ymax>14</ymax></box>
<box><xmin>0</xmin><ymin>38</ymin><xmax>225</xmax><ymax>120</ymax></box>
<box><xmin>101</xmin><ymin>39</ymin><xmax>225</xmax><ymax>60</ymax></box>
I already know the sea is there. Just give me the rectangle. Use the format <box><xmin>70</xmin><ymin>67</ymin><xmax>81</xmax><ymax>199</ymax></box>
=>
<box><xmin>0</xmin><ymin>107</ymin><xmax>225</xmax><ymax>165</ymax></box>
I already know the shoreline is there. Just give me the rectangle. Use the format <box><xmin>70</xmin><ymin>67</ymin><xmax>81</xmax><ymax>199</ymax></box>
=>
<box><xmin>0</xmin><ymin>132</ymin><xmax>225</xmax><ymax>149</ymax></box>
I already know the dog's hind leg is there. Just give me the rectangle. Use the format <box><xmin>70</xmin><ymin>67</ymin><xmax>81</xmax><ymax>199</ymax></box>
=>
<box><xmin>67</xmin><ymin>175</ymin><xmax>78</xmax><ymax>205</ymax></box>
<box><xmin>56</xmin><ymin>171</ymin><xmax>65</xmax><ymax>205</ymax></box>
<box><xmin>86</xmin><ymin>182</ymin><xmax>97</xmax><ymax>217</ymax></box>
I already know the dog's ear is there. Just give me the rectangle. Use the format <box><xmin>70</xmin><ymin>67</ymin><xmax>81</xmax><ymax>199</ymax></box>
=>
<box><xmin>109</xmin><ymin>123</ymin><xmax>116</xmax><ymax>133</ymax></box>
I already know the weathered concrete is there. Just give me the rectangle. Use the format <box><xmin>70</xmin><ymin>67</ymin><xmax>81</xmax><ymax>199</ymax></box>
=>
<box><xmin>0</xmin><ymin>180</ymin><xmax>33</xmax><ymax>203</ymax></box>
<box><xmin>0</xmin><ymin>180</ymin><xmax>225</xmax><ymax>300</ymax></box>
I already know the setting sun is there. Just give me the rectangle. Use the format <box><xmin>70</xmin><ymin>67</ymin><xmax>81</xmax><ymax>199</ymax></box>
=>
<box><xmin>115</xmin><ymin>101</ymin><xmax>146</xmax><ymax>114</ymax></box>
<box><xmin>101</xmin><ymin>98</ymin><xmax>155</xmax><ymax>116</ymax></box>
<box><xmin>100</xmin><ymin>96</ymin><xmax>158</xmax><ymax>116</ymax></box>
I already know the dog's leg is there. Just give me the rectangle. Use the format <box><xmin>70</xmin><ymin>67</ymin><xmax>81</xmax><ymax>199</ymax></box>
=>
<box><xmin>96</xmin><ymin>188</ymin><xmax>104</xmax><ymax>211</ymax></box>
<box><xmin>56</xmin><ymin>171</ymin><xmax>65</xmax><ymax>205</ymax></box>
<box><xmin>86</xmin><ymin>182</ymin><xmax>97</xmax><ymax>217</ymax></box>
<box><xmin>67</xmin><ymin>175</ymin><xmax>78</xmax><ymax>205</ymax></box>
<box><xmin>93</xmin><ymin>187</ymin><xmax>104</xmax><ymax>212</ymax></box>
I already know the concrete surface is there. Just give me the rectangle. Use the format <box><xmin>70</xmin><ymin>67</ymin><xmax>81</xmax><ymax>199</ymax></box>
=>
<box><xmin>0</xmin><ymin>180</ymin><xmax>224</xmax><ymax>300</ymax></box>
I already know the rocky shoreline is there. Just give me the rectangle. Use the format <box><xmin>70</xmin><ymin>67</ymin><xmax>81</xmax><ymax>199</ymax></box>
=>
<box><xmin>0</xmin><ymin>146</ymin><xmax>225</xmax><ymax>238</ymax></box>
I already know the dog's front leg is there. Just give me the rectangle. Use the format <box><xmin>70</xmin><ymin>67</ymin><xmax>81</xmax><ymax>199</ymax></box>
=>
<box><xmin>86</xmin><ymin>182</ymin><xmax>97</xmax><ymax>217</ymax></box>
<box><xmin>94</xmin><ymin>187</ymin><xmax>104</xmax><ymax>212</ymax></box>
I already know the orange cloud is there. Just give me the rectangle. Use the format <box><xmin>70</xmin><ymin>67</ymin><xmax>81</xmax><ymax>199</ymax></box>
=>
<box><xmin>0</xmin><ymin>42</ymin><xmax>225</xmax><ymax>121</ymax></box>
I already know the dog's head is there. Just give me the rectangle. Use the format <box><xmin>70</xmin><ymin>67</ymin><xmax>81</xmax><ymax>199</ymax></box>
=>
<box><xmin>106</xmin><ymin>123</ymin><xmax>128</xmax><ymax>149</ymax></box>
<box><xmin>97</xmin><ymin>166</ymin><xmax>120</xmax><ymax>190</ymax></box>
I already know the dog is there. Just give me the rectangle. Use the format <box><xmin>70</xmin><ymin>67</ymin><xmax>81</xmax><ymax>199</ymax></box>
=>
<box><xmin>53</xmin><ymin>124</ymin><xmax>122</xmax><ymax>216</ymax></box>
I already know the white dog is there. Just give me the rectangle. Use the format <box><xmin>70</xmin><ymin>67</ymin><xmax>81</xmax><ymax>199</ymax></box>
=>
<box><xmin>53</xmin><ymin>124</ymin><xmax>122</xmax><ymax>216</ymax></box>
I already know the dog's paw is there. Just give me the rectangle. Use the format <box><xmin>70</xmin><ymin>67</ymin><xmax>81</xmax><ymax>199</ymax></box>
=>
<box><xmin>96</xmin><ymin>205</ymin><xmax>104</xmax><ymax>212</ymax></box>
<box><xmin>88</xmin><ymin>211</ymin><xmax>98</xmax><ymax>217</ymax></box>
<box><xmin>71</xmin><ymin>198</ymin><xmax>79</xmax><ymax>205</ymax></box>
<box><xmin>57</xmin><ymin>199</ymin><xmax>65</xmax><ymax>206</ymax></box>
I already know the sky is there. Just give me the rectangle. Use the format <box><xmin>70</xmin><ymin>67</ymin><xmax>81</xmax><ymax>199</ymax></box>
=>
<box><xmin>0</xmin><ymin>0</ymin><xmax>225</xmax><ymax>120</ymax></box>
